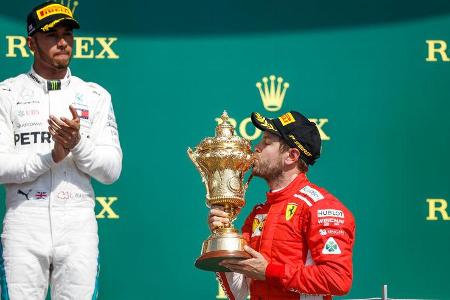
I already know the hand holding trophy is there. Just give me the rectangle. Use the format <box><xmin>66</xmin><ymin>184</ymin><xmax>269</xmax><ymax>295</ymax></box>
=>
<box><xmin>188</xmin><ymin>111</ymin><xmax>254</xmax><ymax>272</ymax></box>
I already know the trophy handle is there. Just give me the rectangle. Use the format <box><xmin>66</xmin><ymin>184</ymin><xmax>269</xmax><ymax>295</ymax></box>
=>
<box><xmin>187</xmin><ymin>148</ymin><xmax>210</xmax><ymax>197</ymax></box>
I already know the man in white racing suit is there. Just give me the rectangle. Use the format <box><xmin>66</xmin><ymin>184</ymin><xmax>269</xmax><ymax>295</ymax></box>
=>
<box><xmin>0</xmin><ymin>1</ymin><xmax>122</xmax><ymax>299</ymax></box>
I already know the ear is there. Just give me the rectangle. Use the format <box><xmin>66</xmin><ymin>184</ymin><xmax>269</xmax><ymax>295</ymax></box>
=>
<box><xmin>285</xmin><ymin>148</ymin><xmax>301</xmax><ymax>166</ymax></box>
<box><xmin>27</xmin><ymin>36</ymin><xmax>35</xmax><ymax>53</ymax></box>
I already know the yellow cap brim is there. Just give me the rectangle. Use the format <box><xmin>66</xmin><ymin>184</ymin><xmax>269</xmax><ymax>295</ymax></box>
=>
<box><xmin>40</xmin><ymin>17</ymin><xmax>80</xmax><ymax>32</ymax></box>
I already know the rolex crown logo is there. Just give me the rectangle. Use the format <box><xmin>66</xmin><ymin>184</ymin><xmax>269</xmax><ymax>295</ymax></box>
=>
<box><xmin>59</xmin><ymin>0</ymin><xmax>79</xmax><ymax>14</ymax></box>
<box><xmin>256</xmin><ymin>75</ymin><xmax>289</xmax><ymax>112</ymax></box>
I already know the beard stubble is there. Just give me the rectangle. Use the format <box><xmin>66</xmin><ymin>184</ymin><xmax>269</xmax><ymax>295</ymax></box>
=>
<box><xmin>252</xmin><ymin>154</ymin><xmax>283</xmax><ymax>182</ymax></box>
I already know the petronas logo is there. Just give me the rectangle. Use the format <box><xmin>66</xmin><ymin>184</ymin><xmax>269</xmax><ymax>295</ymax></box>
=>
<box><xmin>322</xmin><ymin>237</ymin><xmax>341</xmax><ymax>254</ymax></box>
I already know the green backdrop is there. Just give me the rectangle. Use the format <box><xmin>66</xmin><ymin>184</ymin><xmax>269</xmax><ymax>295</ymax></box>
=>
<box><xmin>1</xmin><ymin>0</ymin><xmax>450</xmax><ymax>299</ymax></box>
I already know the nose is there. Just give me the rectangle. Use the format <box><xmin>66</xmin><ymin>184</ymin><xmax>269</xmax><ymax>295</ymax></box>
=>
<box><xmin>254</xmin><ymin>141</ymin><xmax>263</xmax><ymax>153</ymax></box>
<box><xmin>57</xmin><ymin>37</ymin><xmax>68</xmax><ymax>48</ymax></box>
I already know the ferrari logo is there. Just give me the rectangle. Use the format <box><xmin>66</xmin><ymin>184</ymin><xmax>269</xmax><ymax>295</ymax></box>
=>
<box><xmin>285</xmin><ymin>203</ymin><xmax>298</xmax><ymax>221</ymax></box>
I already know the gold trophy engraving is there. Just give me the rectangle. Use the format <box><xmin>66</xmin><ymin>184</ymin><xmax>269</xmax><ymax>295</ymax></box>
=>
<box><xmin>188</xmin><ymin>111</ymin><xmax>254</xmax><ymax>272</ymax></box>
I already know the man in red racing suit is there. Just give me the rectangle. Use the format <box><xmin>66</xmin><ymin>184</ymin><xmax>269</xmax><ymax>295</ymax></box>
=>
<box><xmin>209</xmin><ymin>111</ymin><xmax>355</xmax><ymax>300</ymax></box>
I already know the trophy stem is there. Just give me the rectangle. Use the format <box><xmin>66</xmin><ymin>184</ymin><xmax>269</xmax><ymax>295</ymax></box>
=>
<box><xmin>214</xmin><ymin>227</ymin><xmax>237</xmax><ymax>235</ymax></box>
<box><xmin>222</xmin><ymin>203</ymin><xmax>238</xmax><ymax>227</ymax></box>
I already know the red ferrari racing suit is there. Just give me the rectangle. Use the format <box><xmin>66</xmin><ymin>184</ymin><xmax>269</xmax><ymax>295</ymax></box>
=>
<box><xmin>217</xmin><ymin>173</ymin><xmax>355</xmax><ymax>300</ymax></box>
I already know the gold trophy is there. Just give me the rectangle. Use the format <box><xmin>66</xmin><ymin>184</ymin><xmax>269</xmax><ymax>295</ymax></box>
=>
<box><xmin>188</xmin><ymin>111</ymin><xmax>254</xmax><ymax>272</ymax></box>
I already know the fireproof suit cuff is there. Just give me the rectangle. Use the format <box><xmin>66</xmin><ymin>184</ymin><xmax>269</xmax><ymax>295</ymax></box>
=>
<box><xmin>0</xmin><ymin>150</ymin><xmax>56</xmax><ymax>184</ymax></box>
<box><xmin>43</xmin><ymin>151</ymin><xmax>57</xmax><ymax>167</ymax></box>
<box><xmin>70</xmin><ymin>135</ymin><xmax>122</xmax><ymax>184</ymax></box>
<box><xmin>70</xmin><ymin>136</ymin><xmax>90</xmax><ymax>163</ymax></box>
<box><xmin>265</xmin><ymin>263</ymin><xmax>285</xmax><ymax>285</ymax></box>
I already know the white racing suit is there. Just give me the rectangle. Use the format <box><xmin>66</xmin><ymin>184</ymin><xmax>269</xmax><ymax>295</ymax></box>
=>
<box><xmin>0</xmin><ymin>68</ymin><xmax>122</xmax><ymax>300</ymax></box>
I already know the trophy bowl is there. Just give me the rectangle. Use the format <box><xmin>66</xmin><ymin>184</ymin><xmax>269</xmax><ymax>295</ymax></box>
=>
<box><xmin>188</xmin><ymin>111</ymin><xmax>254</xmax><ymax>272</ymax></box>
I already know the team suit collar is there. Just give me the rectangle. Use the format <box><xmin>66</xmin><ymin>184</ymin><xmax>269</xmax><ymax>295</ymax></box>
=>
<box><xmin>266</xmin><ymin>172</ymin><xmax>308</xmax><ymax>204</ymax></box>
<box><xmin>28</xmin><ymin>67</ymin><xmax>71</xmax><ymax>92</ymax></box>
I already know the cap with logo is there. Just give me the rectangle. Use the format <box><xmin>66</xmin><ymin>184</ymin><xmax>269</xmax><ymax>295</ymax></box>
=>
<box><xmin>27</xmin><ymin>1</ymin><xmax>80</xmax><ymax>36</ymax></box>
<box><xmin>250</xmin><ymin>111</ymin><xmax>321</xmax><ymax>165</ymax></box>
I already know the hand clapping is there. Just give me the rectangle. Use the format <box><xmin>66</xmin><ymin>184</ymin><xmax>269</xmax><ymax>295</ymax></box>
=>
<box><xmin>48</xmin><ymin>105</ymin><xmax>81</xmax><ymax>150</ymax></box>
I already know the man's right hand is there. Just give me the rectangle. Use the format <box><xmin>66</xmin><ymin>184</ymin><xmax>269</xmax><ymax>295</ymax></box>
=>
<box><xmin>51</xmin><ymin>141</ymin><xmax>69</xmax><ymax>163</ymax></box>
<box><xmin>208</xmin><ymin>206</ymin><xmax>231</xmax><ymax>232</ymax></box>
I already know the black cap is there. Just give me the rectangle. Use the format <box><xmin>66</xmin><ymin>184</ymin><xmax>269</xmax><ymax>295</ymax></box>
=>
<box><xmin>27</xmin><ymin>1</ymin><xmax>80</xmax><ymax>36</ymax></box>
<box><xmin>251</xmin><ymin>111</ymin><xmax>321</xmax><ymax>165</ymax></box>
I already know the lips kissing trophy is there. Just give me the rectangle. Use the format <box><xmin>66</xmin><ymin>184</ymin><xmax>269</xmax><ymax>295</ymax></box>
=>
<box><xmin>188</xmin><ymin>111</ymin><xmax>254</xmax><ymax>272</ymax></box>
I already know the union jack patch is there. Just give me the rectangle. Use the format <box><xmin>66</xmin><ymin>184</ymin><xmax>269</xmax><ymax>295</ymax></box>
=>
<box><xmin>35</xmin><ymin>192</ymin><xmax>47</xmax><ymax>199</ymax></box>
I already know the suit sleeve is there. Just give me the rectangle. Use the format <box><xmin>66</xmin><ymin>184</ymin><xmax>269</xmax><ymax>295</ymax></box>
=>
<box><xmin>71</xmin><ymin>85</ymin><xmax>122</xmax><ymax>184</ymax></box>
<box><xmin>0</xmin><ymin>86</ymin><xmax>55</xmax><ymax>184</ymax></box>
<box><xmin>216</xmin><ymin>207</ymin><xmax>256</xmax><ymax>300</ymax></box>
<box><xmin>265</xmin><ymin>197</ymin><xmax>355</xmax><ymax>296</ymax></box>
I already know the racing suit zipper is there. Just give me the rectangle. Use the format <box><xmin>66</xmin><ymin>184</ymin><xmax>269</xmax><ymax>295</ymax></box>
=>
<box><xmin>256</xmin><ymin>205</ymin><xmax>267</xmax><ymax>299</ymax></box>
<box><xmin>48</xmin><ymin>90</ymin><xmax>54</xmax><ymax>248</ymax></box>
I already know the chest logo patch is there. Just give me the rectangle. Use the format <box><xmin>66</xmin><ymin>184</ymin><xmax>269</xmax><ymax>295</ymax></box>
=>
<box><xmin>322</xmin><ymin>237</ymin><xmax>342</xmax><ymax>255</ymax></box>
<box><xmin>300</xmin><ymin>185</ymin><xmax>324</xmax><ymax>202</ymax></box>
<box><xmin>285</xmin><ymin>203</ymin><xmax>298</xmax><ymax>221</ymax></box>
<box><xmin>251</xmin><ymin>214</ymin><xmax>267</xmax><ymax>237</ymax></box>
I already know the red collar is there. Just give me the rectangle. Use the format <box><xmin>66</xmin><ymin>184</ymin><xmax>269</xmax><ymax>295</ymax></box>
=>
<box><xmin>266</xmin><ymin>173</ymin><xmax>309</xmax><ymax>204</ymax></box>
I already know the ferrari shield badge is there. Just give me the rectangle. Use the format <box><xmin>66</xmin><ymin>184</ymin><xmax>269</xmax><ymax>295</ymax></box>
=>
<box><xmin>285</xmin><ymin>203</ymin><xmax>298</xmax><ymax>221</ymax></box>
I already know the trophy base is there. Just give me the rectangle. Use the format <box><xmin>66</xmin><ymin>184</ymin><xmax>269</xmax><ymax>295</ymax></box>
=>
<box><xmin>195</xmin><ymin>250</ymin><xmax>251</xmax><ymax>272</ymax></box>
<box><xmin>195</xmin><ymin>228</ymin><xmax>252</xmax><ymax>272</ymax></box>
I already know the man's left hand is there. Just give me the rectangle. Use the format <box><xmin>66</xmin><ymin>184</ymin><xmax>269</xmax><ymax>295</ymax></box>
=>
<box><xmin>48</xmin><ymin>105</ymin><xmax>81</xmax><ymax>150</ymax></box>
<box><xmin>219</xmin><ymin>245</ymin><xmax>268</xmax><ymax>280</ymax></box>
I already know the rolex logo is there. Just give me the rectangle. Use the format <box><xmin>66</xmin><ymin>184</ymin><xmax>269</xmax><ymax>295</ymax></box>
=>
<box><xmin>256</xmin><ymin>75</ymin><xmax>289</xmax><ymax>112</ymax></box>
<box><xmin>215</xmin><ymin>74</ymin><xmax>330</xmax><ymax>142</ymax></box>
<box><xmin>59</xmin><ymin>0</ymin><xmax>79</xmax><ymax>14</ymax></box>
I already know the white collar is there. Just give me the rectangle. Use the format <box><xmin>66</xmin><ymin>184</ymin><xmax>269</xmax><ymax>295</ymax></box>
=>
<box><xmin>28</xmin><ymin>67</ymin><xmax>72</xmax><ymax>92</ymax></box>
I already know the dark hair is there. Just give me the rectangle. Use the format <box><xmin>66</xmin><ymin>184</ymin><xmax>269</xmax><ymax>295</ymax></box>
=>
<box><xmin>279</xmin><ymin>140</ymin><xmax>309</xmax><ymax>173</ymax></box>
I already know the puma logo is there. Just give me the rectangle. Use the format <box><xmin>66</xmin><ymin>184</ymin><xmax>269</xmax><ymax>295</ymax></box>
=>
<box><xmin>17</xmin><ymin>189</ymin><xmax>32</xmax><ymax>200</ymax></box>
